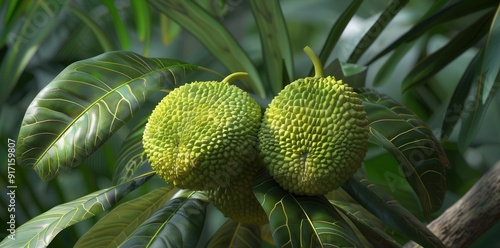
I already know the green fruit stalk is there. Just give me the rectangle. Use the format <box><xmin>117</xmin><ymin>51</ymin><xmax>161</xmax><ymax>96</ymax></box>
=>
<box><xmin>143</xmin><ymin>72</ymin><xmax>262</xmax><ymax>190</ymax></box>
<box><xmin>259</xmin><ymin>47</ymin><xmax>369</xmax><ymax>196</ymax></box>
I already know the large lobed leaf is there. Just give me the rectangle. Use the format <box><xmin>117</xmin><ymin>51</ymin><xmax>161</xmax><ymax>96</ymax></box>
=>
<box><xmin>206</xmin><ymin>219</ymin><xmax>262</xmax><ymax>248</ymax></box>
<box><xmin>0</xmin><ymin>172</ymin><xmax>154</xmax><ymax>247</ymax></box>
<box><xmin>343</xmin><ymin>175</ymin><xmax>445</xmax><ymax>248</ymax></box>
<box><xmin>74</xmin><ymin>186</ymin><xmax>176</xmax><ymax>248</ymax></box>
<box><xmin>253</xmin><ymin>173</ymin><xmax>363</xmax><ymax>247</ymax></box>
<box><xmin>16</xmin><ymin>51</ymin><xmax>198</xmax><ymax>181</ymax></box>
<box><xmin>357</xmin><ymin>88</ymin><xmax>448</xmax><ymax>216</ymax></box>
<box><xmin>118</xmin><ymin>190</ymin><xmax>208</xmax><ymax>247</ymax></box>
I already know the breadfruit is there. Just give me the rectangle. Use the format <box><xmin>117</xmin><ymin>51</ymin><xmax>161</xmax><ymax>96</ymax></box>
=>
<box><xmin>143</xmin><ymin>76</ymin><xmax>261</xmax><ymax>190</ymax></box>
<box><xmin>207</xmin><ymin>159</ymin><xmax>268</xmax><ymax>225</ymax></box>
<box><xmin>259</xmin><ymin>75</ymin><xmax>368</xmax><ymax>196</ymax></box>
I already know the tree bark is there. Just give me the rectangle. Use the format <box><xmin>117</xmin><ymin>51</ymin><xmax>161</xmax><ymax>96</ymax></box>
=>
<box><xmin>405</xmin><ymin>161</ymin><xmax>500</xmax><ymax>248</ymax></box>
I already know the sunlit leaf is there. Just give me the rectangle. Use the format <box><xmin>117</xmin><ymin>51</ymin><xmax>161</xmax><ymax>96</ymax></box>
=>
<box><xmin>0</xmin><ymin>172</ymin><xmax>154</xmax><ymax>248</ymax></box>
<box><xmin>331</xmin><ymin>199</ymin><xmax>401</xmax><ymax>248</ymax></box>
<box><xmin>253</xmin><ymin>173</ymin><xmax>363</xmax><ymax>247</ymax></box>
<box><xmin>324</xmin><ymin>58</ymin><xmax>367</xmax><ymax>88</ymax></box>
<box><xmin>131</xmin><ymin>0</ymin><xmax>152</xmax><ymax>56</ymax></box>
<box><xmin>74</xmin><ymin>186</ymin><xmax>177</xmax><ymax>248</ymax></box>
<box><xmin>206</xmin><ymin>219</ymin><xmax>261</xmax><ymax>248</ymax></box>
<box><xmin>0</xmin><ymin>0</ymin><xmax>68</xmax><ymax>106</ymax></box>
<box><xmin>343</xmin><ymin>175</ymin><xmax>445</xmax><ymax>248</ymax></box>
<box><xmin>313</xmin><ymin>0</ymin><xmax>362</xmax><ymax>76</ymax></box>
<box><xmin>159</xmin><ymin>13</ymin><xmax>181</xmax><ymax>45</ymax></box>
<box><xmin>401</xmin><ymin>12</ymin><xmax>493</xmax><ymax>92</ymax></box>
<box><xmin>150</xmin><ymin>0</ymin><xmax>266</xmax><ymax>98</ymax></box>
<box><xmin>16</xmin><ymin>51</ymin><xmax>198</xmax><ymax>181</ymax></box>
<box><xmin>250</xmin><ymin>0</ymin><xmax>293</xmax><ymax>95</ymax></box>
<box><xmin>357</xmin><ymin>88</ymin><xmax>448</xmax><ymax>216</ymax></box>
<box><xmin>118</xmin><ymin>190</ymin><xmax>208</xmax><ymax>247</ymax></box>
<box><xmin>112</xmin><ymin>117</ymin><xmax>149</xmax><ymax>185</ymax></box>
<box><xmin>367</xmin><ymin>0</ymin><xmax>498</xmax><ymax>64</ymax></box>
<box><xmin>347</xmin><ymin>0</ymin><xmax>409</xmax><ymax>63</ymax></box>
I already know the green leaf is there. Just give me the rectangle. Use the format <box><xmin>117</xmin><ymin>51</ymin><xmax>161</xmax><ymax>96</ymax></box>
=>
<box><xmin>0</xmin><ymin>0</ymin><xmax>68</xmax><ymax>106</ymax></box>
<box><xmin>159</xmin><ymin>13</ymin><xmax>181</xmax><ymax>45</ymax></box>
<box><xmin>331</xmin><ymin>199</ymin><xmax>401</xmax><ymax>248</ymax></box>
<box><xmin>206</xmin><ymin>219</ymin><xmax>262</xmax><ymax>248</ymax></box>
<box><xmin>149</xmin><ymin>0</ymin><xmax>266</xmax><ymax>98</ymax></box>
<box><xmin>314</xmin><ymin>0</ymin><xmax>362</xmax><ymax>76</ymax></box>
<box><xmin>112</xmin><ymin>117</ymin><xmax>149</xmax><ymax>185</ymax></box>
<box><xmin>357</xmin><ymin>88</ymin><xmax>448</xmax><ymax>216</ymax></box>
<box><xmin>373</xmin><ymin>41</ymin><xmax>415</xmax><ymax>87</ymax></box>
<box><xmin>74</xmin><ymin>186</ymin><xmax>177</xmax><ymax>248</ymax></box>
<box><xmin>100</xmin><ymin>0</ymin><xmax>131</xmax><ymax>50</ymax></box>
<box><xmin>253</xmin><ymin>173</ymin><xmax>363</xmax><ymax>247</ymax></box>
<box><xmin>68</xmin><ymin>3</ymin><xmax>114</xmax><ymax>52</ymax></box>
<box><xmin>16</xmin><ymin>51</ymin><xmax>198</xmax><ymax>181</ymax></box>
<box><xmin>0</xmin><ymin>172</ymin><xmax>154</xmax><ymax>248</ymax></box>
<box><xmin>480</xmin><ymin>4</ymin><xmax>500</xmax><ymax>103</ymax></box>
<box><xmin>118</xmin><ymin>190</ymin><xmax>208</xmax><ymax>247</ymax></box>
<box><xmin>131</xmin><ymin>0</ymin><xmax>152</xmax><ymax>56</ymax></box>
<box><xmin>343</xmin><ymin>175</ymin><xmax>445</xmax><ymax>248</ymax></box>
<box><xmin>441</xmin><ymin>51</ymin><xmax>483</xmax><ymax>141</ymax></box>
<box><xmin>324</xmin><ymin>59</ymin><xmax>367</xmax><ymax>88</ymax></box>
<box><xmin>401</xmin><ymin>12</ymin><xmax>493</xmax><ymax>92</ymax></box>
<box><xmin>347</xmin><ymin>0</ymin><xmax>409</xmax><ymax>63</ymax></box>
<box><xmin>367</xmin><ymin>0</ymin><xmax>498</xmax><ymax>64</ymax></box>
<box><xmin>250</xmin><ymin>0</ymin><xmax>293</xmax><ymax>95</ymax></box>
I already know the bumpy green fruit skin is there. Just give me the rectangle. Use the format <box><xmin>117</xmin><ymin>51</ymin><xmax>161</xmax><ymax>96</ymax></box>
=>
<box><xmin>143</xmin><ymin>81</ymin><xmax>261</xmax><ymax>190</ymax></box>
<box><xmin>259</xmin><ymin>76</ymin><xmax>368</xmax><ymax>196</ymax></box>
<box><xmin>207</xmin><ymin>159</ymin><xmax>268</xmax><ymax>225</ymax></box>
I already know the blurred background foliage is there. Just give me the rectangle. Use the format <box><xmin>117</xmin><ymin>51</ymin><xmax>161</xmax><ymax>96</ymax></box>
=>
<box><xmin>0</xmin><ymin>0</ymin><xmax>499</xmax><ymax>247</ymax></box>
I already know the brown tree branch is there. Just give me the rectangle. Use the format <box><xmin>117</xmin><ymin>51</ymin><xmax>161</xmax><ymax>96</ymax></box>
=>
<box><xmin>405</xmin><ymin>161</ymin><xmax>500</xmax><ymax>248</ymax></box>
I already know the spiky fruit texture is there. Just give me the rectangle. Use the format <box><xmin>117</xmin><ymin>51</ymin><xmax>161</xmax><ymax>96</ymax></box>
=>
<box><xmin>143</xmin><ymin>81</ymin><xmax>261</xmax><ymax>190</ymax></box>
<box><xmin>259</xmin><ymin>76</ymin><xmax>368</xmax><ymax>196</ymax></box>
<box><xmin>207</xmin><ymin>159</ymin><xmax>268</xmax><ymax>225</ymax></box>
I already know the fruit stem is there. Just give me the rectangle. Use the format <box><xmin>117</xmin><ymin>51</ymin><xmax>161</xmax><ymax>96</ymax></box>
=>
<box><xmin>221</xmin><ymin>72</ymin><xmax>249</xmax><ymax>84</ymax></box>
<box><xmin>303</xmin><ymin>46</ymin><xmax>324</xmax><ymax>78</ymax></box>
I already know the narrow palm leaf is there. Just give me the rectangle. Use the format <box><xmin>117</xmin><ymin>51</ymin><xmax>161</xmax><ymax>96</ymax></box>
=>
<box><xmin>149</xmin><ymin>0</ymin><xmax>266</xmax><ymax>97</ymax></box>
<box><xmin>101</xmin><ymin>0</ymin><xmax>131</xmax><ymax>50</ymax></box>
<box><xmin>357</xmin><ymin>88</ymin><xmax>448</xmax><ymax>216</ymax></box>
<box><xmin>347</xmin><ymin>0</ymin><xmax>409</xmax><ymax>63</ymax></box>
<box><xmin>480</xmin><ymin>3</ymin><xmax>500</xmax><ymax>103</ymax></box>
<box><xmin>118</xmin><ymin>190</ymin><xmax>208</xmax><ymax>247</ymax></box>
<box><xmin>0</xmin><ymin>0</ymin><xmax>68</xmax><ymax>106</ymax></box>
<box><xmin>68</xmin><ymin>3</ymin><xmax>114</xmax><ymax>51</ymax></box>
<box><xmin>367</xmin><ymin>0</ymin><xmax>498</xmax><ymax>64</ymax></box>
<box><xmin>313</xmin><ymin>0</ymin><xmax>362</xmax><ymax>76</ymax></box>
<box><xmin>253</xmin><ymin>173</ymin><xmax>363</xmax><ymax>247</ymax></box>
<box><xmin>401</xmin><ymin>12</ymin><xmax>493</xmax><ymax>92</ymax></box>
<box><xmin>131</xmin><ymin>0</ymin><xmax>152</xmax><ymax>56</ymax></box>
<box><xmin>74</xmin><ymin>186</ymin><xmax>176</xmax><ymax>248</ymax></box>
<box><xmin>0</xmin><ymin>172</ymin><xmax>154</xmax><ymax>248</ymax></box>
<box><xmin>206</xmin><ymin>219</ymin><xmax>261</xmax><ymax>248</ymax></box>
<box><xmin>250</xmin><ymin>0</ymin><xmax>293</xmax><ymax>95</ymax></box>
<box><xmin>343</xmin><ymin>175</ymin><xmax>445</xmax><ymax>248</ymax></box>
<box><xmin>16</xmin><ymin>51</ymin><xmax>198</xmax><ymax>181</ymax></box>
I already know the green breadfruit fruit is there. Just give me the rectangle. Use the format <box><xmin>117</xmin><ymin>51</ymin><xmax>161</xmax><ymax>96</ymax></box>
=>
<box><xmin>143</xmin><ymin>75</ymin><xmax>262</xmax><ymax>190</ymax></box>
<box><xmin>207</xmin><ymin>159</ymin><xmax>268</xmax><ymax>225</ymax></box>
<box><xmin>259</xmin><ymin>74</ymin><xmax>368</xmax><ymax>196</ymax></box>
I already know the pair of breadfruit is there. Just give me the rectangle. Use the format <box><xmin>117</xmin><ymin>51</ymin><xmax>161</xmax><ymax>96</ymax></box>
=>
<box><xmin>143</xmin><ymin>63</ymin><xmax>369</xmax><ymax>225</ymax></box>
